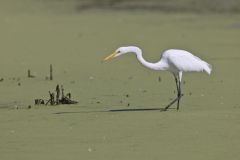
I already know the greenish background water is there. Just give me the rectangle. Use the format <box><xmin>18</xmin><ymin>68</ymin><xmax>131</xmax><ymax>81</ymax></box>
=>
<box><xmin>0</xmin><ymin>1</ymin><xmax>240</xmax><ymax>160</ymax></box>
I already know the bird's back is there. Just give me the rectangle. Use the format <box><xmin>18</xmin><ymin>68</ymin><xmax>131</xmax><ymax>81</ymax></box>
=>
<box><xmin>160</xmin><ymin>49</ymin><xmax>212</xmax><ymax>74</ymax></box>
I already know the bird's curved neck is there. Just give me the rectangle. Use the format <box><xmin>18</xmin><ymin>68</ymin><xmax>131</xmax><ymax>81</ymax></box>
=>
<box><xmin>129</xmin><ymin>47</ymin><xmax>164</xmax><ymax>70</ymax></box>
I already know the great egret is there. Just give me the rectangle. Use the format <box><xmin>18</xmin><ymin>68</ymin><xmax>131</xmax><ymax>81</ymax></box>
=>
<box><xmin>104</xmin><ymin>46</ymin><xmax>212</xmax><ymax>111</ymax></box>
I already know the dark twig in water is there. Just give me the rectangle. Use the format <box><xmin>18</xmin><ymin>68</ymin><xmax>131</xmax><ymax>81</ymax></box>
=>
<box><xmin>27</xmin><ymin>69</ymin><xmax>35</xmax><ymax>78</ymax></box>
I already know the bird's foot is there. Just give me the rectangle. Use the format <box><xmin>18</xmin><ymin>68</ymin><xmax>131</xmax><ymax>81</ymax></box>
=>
<box><xmin>161</xmin><ymin>94</ymin><xmax>184</xmax><ymax>112</ymax></box>
<box><xmin>160</xmin><ymin>108</ymin><xmax>168</xmax><ymax>112</ymax></box>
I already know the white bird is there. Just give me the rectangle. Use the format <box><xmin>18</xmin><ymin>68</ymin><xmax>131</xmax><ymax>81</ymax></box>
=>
<box><xmin>104</xmin><ymin>46</ymin><xmax>212</xmax><ymax>111</ymax></box>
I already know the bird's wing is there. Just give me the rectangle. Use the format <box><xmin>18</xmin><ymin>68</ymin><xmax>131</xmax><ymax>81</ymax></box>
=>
<box><xmin>165</xmin><ymin>49</ymin><xmax>211</xmax><ymax>74</ymax></box>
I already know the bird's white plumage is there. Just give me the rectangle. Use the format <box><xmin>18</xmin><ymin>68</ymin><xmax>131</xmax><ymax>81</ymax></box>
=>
<box><xmin>160</xmin><ymin>49</ymin><xmax>212</xmax><ymax>75</ymax></box>
<box><xmin>111</xmin><ymin>46</ymin><xmax>212</xmax><ymax>77</ymax></box>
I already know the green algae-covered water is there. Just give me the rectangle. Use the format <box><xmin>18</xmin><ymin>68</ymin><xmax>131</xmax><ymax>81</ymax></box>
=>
<box><xmin>1</xmin><ymin>1</ymin><xmax>240</xmax><ymax>160</ymax></box>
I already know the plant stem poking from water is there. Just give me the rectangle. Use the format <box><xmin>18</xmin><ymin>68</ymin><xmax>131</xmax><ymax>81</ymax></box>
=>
<box><xmin>50</xmin><ymin>64</ymin><xmax>53</xmax><ymax>80</ymax></box>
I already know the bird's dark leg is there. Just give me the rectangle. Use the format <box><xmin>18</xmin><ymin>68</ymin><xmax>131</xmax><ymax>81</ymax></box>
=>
<box><xmin>161</xmin><ymin>76</ymin><xmax>180</xmax><ymax>111</ymax></box>
<box><xmin>175</xmin><ymin>76</ymin><xmax>180</xmax><ymax>93</ymax></box>
<box><xmin>177</xmin><ymin>79</ymin><xmax>183</xmax><ymax>110</ymax></box>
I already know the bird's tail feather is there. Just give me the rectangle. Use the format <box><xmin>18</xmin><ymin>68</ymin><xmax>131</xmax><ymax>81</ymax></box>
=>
<box><xmin>204</xmin><ymin>62</ymin><xmax>212</xmax><ymax>75</ymax></box>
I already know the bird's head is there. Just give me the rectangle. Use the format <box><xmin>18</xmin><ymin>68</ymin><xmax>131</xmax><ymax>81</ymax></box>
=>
<box><xmin>103</xmin><ymin>46</ymin><xmax>135</xmax><ymax>61</ymax></box>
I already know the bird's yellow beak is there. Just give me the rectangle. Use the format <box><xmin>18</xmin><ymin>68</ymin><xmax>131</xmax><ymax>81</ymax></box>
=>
<box><xmin>103</xmin><ymin>51</ymin><xmax>117</xmax><ymax>61</ymax></box>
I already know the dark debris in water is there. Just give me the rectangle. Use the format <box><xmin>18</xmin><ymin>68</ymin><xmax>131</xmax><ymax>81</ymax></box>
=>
<box><xmin>35</xmin><ymin>84</ymin><xmax>78</xmax><ymax>106</ymax></box>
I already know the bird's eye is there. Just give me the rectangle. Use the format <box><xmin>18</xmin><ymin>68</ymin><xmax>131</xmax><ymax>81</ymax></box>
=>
<box><xmin>117</xmin><ymin>51</ymin><xmax>121</xmax><ymax>53</ymax></box>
